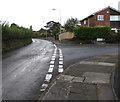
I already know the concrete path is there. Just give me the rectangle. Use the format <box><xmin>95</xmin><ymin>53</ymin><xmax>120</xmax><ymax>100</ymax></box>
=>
<box><xmin>40</xmin><ymin>53</ymin><xmax>118</xmax><ymax>101</ymax></box>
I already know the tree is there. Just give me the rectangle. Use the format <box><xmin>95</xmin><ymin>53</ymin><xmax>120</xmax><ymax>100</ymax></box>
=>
<box><xmin>51</xmin><ymin>22</ymin><xmax>60</xmax><ymax>39</ymax></box>
<box><xmin>64</xmin><ymin>17</ymin><xmax>80</xmax><ymax>32</ymax></box>
<box><xmin>10</xmin><ymin>23</ymin><xmax>19</xmax><ymax>27</ymax></box>
<box><xmin>45</xmin><ymin>21</ymin><xmax>60</xmax><ymax>39</ymax></box>
<box><xmin>38</xmin><ymin>28</ymin><xmax>46</xmax><ymax>34</ymax></box>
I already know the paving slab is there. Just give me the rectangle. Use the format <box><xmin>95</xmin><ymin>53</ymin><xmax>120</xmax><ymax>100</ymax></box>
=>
<box><xmin>80</xmin><ymin>61</ymin><xmax>115</xmax><ymax>66</ymax></box>
<box><xmin>84</xmin><ymin>53</ymin><xmax>118</xmax><ymax>63</ymax></box>
<box><xmin>97</xmin><ymin>84</ymin><xmax>114</xmax><ymax>100</ymax></box>
<box><xmin>57</xmin><ymin>75</ymin><xmax>74</xmax><ymax>82</ymax></box>
<box><xmin>72</xmin><ymin>77</ymin><xmax>84</xmax><ymax>83</ymax></box>
<box><xmin>69</xmin><ymin>83</ymin><xmax>97</xmax><ymax>100</ymax></box>
<box><xmin>41</xmin><ymin>53</ymin><xmax>117</xmax><ymax>101</ymax></box>
<box><xmin>83</xmin><ymin>72</ymin><xmax>111</xmax><ymax>84</ymax></box>
<box><xmin>43</xmin><ymin>81</ymin><xmax>71</xmax><ymax>100</ymax></box>
<box><xmin>64</xmin><ymin>64</ymin><xmax>113</xmax><ymax>77</ymax></box>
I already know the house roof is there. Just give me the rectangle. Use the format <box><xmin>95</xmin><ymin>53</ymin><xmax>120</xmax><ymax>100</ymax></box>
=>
<box><xmin>80</xmin><ymin>6</ymin><xmax>120</xmax><ymax>22</ymax></box>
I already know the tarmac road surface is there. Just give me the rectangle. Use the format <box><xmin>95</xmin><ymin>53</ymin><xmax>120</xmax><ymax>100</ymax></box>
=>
<box><xmin>2</xmin><ymin>39</ymin><xmax>118</xmax><ymax>100</ymax></box>
<box><xmin>58</xmin><ymin>44</ymin><xmax>118</xmax><ymax>69</ymax></box>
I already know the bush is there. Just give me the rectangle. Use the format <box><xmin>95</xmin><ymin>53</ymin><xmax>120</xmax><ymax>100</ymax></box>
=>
<box><xmin>74</xmin><ymin>26</ymin><xmax>111</xmax><ymax>40</ymax></box>
<box><xmin>2</xmin><ymin>38</ymin><xmax>32</xmax><ymax>53</ymax></box>
<box><xmin>2</xmin><ymin>23</ymin><xmax>33</xmax><ymax>53</ymax></box>
<box><xmin>106</xmin><ymin>31</ymin><xmax>120</xmax><ymax>43</ymax></box>
<box><xmin>2</xmin><ymin>26</ymin><xmax>33</xmax><ymax>41</ymax></box>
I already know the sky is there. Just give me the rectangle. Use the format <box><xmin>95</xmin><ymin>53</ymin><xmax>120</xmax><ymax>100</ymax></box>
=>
<box><xmin>0</xmin><ymin>0</ymin><xmax>120</xmax><ymax>31</ymax></box>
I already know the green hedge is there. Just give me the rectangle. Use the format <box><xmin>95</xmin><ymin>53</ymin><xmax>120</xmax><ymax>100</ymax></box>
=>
<box><xmin>74</xmin><ymin>26</ymin><xmax>111</xmax><ymax>40</ymax></box>
<box><xmin>3</xmin><ymin>38</ymin><xmax>32</xmax><ymax>53</ymax></box>
<box><xmin>107</xmin><ymin>32</ymin><xmax>120</xmax><ymax>43</ymax></box>
<box><xmin>2</xmin><ymin>26</ymin><xmax>33</xmax><ymax>41</ymax></box>
<box><xmin>2</xmin><ymin>24</ymin><xmax>33</xmax><ymax>53</ymax></box>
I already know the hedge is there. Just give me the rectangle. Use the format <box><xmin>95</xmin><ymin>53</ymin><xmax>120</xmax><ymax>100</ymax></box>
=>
<box><xmin>106</xmin><ymin>31</ymin><xmax>120</xmax><ymax>43</ymax></box>
<box><xmin>74</xmin><ymin>26</ymin><xmax>111</xmax><ymax>40</ymax></box>
<box><xmin>2</xmin><ymin>26</ymin><xmax>33</xmax><ymax>41</ymax></box>
<box><xmin>2</xmin><ymin>38</ymin><xmax>32</xmax><ymax>53</ymax></box>
<box><xmin>2</xmin><ymin>24</ymin><xmax>33</xmax><ymax>53</ymax></box>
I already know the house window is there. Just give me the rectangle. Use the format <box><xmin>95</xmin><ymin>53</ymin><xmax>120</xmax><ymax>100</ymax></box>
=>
<box><xmin>110</xmin><ymin>15</ymin><xmax>120</xmax><ymax>21</ymax></box>
<box><xmin>84</xmin><ymin>20</ymin><xmax>86</xmax><ymax>24</ymax></box>
<box><xmin>98</xmin><ymin>15</ymin><xmax>104</xmax><ymax>21</ymax></box>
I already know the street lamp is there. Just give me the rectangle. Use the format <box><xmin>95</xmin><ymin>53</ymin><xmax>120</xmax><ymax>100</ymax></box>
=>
<box><xmin>52</xmin><ymin>8</ymin><xmax>61</xmax><ymax>39</ymax></box>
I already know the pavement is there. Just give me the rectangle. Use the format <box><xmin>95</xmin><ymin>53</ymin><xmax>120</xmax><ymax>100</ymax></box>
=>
<box><xmin>40</xmin><ymin>52</ymin><xmax>118</xmax><ymax>101</ymax></box>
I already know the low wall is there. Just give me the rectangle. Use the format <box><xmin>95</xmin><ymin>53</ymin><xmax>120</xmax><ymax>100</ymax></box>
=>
<box><xmin>59</xmin><ymin>32</ymin><xmax>74</xmax><ymax>40</ymax></box>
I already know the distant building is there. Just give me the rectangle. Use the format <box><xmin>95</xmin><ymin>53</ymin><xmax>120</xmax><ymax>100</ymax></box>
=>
<box><xmin>80</xmin><ymin>6</ymin><xmax>120</xmax><ymax>32</ymax></box>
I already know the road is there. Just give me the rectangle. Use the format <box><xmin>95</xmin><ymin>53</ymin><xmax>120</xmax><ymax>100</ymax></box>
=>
<box><xmin>2</xmin><ymin>39</ymin><xmax>118</xmax><ymax>100</ymax></box>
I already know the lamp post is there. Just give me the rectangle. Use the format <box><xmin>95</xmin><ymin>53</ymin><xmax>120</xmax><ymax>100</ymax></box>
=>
<box><xmin>52</xmin><ymin>8</ymin><xmax>61</xmax><ymax>40</ymax></box>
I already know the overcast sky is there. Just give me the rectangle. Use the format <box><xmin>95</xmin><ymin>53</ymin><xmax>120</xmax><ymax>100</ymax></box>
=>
<box><xmin>0</xmin><ymin>0</ymin><xmax>119</xmax><ymax>31</ymax></box>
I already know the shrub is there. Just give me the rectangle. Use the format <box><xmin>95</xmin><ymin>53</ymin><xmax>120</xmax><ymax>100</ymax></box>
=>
<box><xmin>74</xmin><ymin>26</ymin><xmax>111</xmax><ymax>40</ymax></box>
<box><xmin>107</xmin><ymin>31</ymin><xmax>120</xmax><ymax>43</ymax></box>
<box><xmin>2</xmin><ymin>23</ymin><xmax>33</xmax><ymax>53</ymax></box>
<box><xmin>2</xmin><ymin>26</ymin><xmax>33</xmax><ymax>41</ymax></box>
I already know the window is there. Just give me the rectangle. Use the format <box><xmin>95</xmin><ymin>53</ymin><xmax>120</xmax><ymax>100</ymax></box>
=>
<box><xmin>98</xmin><ymin>15</ymin><xmax>104</xmax><ymax>21</ymax></box>
<box><xmin>110</xmin><ymin>16</ymin><xmax>120</xmax><ymax>21</ymax></box>
<box><xmin>84</xmin><ymin>20</ymin><xmax>86</xmax><ymax>24</ymax></box>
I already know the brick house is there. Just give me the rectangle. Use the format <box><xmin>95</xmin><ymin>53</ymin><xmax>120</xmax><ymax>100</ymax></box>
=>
<box><xmin>80</xmin><ymin>6</ymin><xmax>120</xmax><ymax>32</ymax></box>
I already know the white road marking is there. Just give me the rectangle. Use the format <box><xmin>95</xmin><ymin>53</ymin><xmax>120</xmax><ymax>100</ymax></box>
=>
<box><xmin>54</xmin><ymin>50</ymin><xmax>57</xmax><ymax>54</ymax></box>
<box><xmin>50</xmin><ymin>65</ymin><xmax>54</xmax><ymax>68</ymax></box>
<box><xmin>54</xmin><ymin>47</ymin><xmax>57</xmax><ymax>50</ymax></box>
<box><xmin>59</xmin><ymin>55</ymin><xmax>63</xmax><ymax>58</ymax></box>
<box><xmin>59</xmin><ymin>54</ymin><xmax>63</xmax><ymax>56</ymax></box>
<box><xmin>58</xmin><ymin>68</ymin><xmax>63</xmax><ymax>73</ymax></box>
<box><xmin>54</xmin><ymin>52</ymin><xmax>57</xmax><ymax>54</ymax></box>
<box><xmin>54</xmin><ymin>44</ymin><xmax>57</xmax><ymax>48</ymax></box>
<box><xmin>59</xmin><ymin>48</ymin><xmax>62</xmax><ymax>52</ymax></box>
<box><xmin>59</xmin><ymin>65</ymin><xmax>63</xmax><ymax>68</ymax></box>
<box><xmin>48</xmin><ymin>67</ymin><xmax>53</xmax><ymax>73</ymax></box>
<box><xmin>58</xmin><ymin>48</ymin><xmax>64</xmax><ymax>73</ymax></box>
<box><xmin>59</xmin><ymin>50</ymin><xmax>62</xmax><ymax>53</ymax></box>
<box><xmin>59</xmin><ymin>61</ymin><xmax>63</xmax><ymax>64</ymax></box>
<box><xmin>50</xmin><ymin>61</ymin><xmax>55</xmax><ymax>64</ymax></box>
<box><xmin>45</xmin><ymin>74</ymin><xmax>52</xmax><ymax>82</ymax></box>
<box><xmin>52</xmin><ymin>55</ymin><xmax>56</xmax><ymax>58</ymax></box>
<box><xmin>40</xmin><ymin>84</ymin><xmax>48</xmax><ymax>92</ymax></box>
<box><xmin>40</xmin><ymin>44</ymin><xmax>58</xmax><ymax>92</ymax></box>
<box><xmin>51</xmin><ymin>57</ymin><xmax>55</xmax><ymax>61</ymax></box>
<box><xmin>59</xmin><ymin>58</ymin><xmax>63</xmax><ymax>61</ymax></box>
<box><xmin>52</xmin><ymin>54</ymin><xmax>56</xmax><ymax>56</ymax></box>
<box><xmin>54</xmin><ymin>48</ymin><xmax>57</xmax><ymax>50</ymax></box>
<box><xmin>80</xmin><ymin>61</ymin><xmax>115</xmax><ymax>66</ymax></box>
<box><xmin>59</xmin><ymin>52</ymin><xmax>62</xmax><ymax>54</ymax></box>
